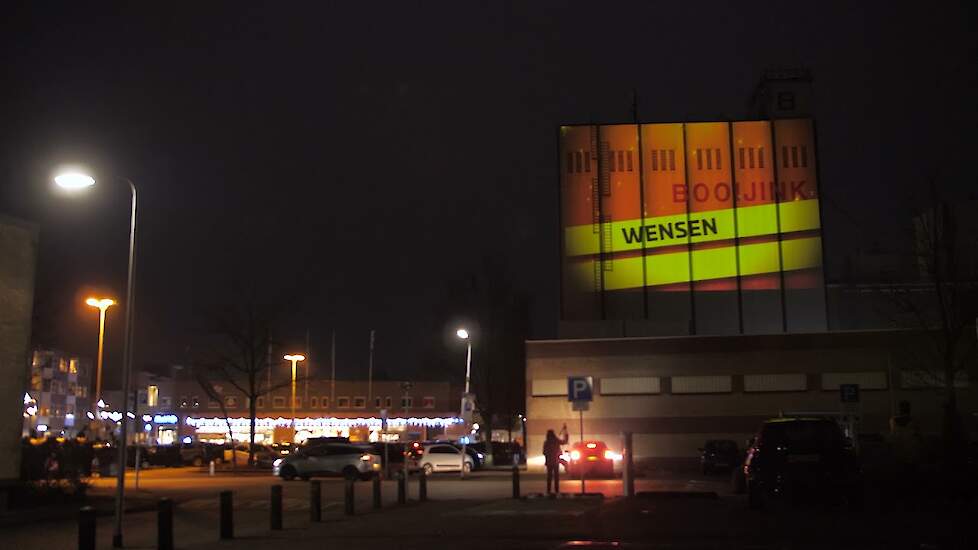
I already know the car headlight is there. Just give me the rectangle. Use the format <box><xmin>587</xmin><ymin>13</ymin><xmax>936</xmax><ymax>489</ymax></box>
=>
<box><xmin>476</xmin><ymin>453</ymin><xmax>484</xmax><ymax>459</ymax></box>
<box><xmin>360</xmin><ymin>454</ymin><xmax>372</xmax><ymax>462</ymax></box>
<box><xmin>570</xmin><ymin>450</ymin><xmax>581</xmax><ymax>461</ymax></box>
<box><xmin>273</xmin><ymin>458</ymin><xmax>283</xmax><ymax>467</ymax></box>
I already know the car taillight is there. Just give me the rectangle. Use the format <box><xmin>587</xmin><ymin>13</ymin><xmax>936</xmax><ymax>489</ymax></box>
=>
<box><xmin>570</xmin><ymin>450</ymin><xmax>581</xmax><ymax>460</ymax></box>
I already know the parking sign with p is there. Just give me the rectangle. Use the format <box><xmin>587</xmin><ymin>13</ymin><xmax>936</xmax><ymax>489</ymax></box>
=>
<box><xmin>568</xmin><ymin>376</ymin><xmax>593</xmax><ymax>402</ymax></box>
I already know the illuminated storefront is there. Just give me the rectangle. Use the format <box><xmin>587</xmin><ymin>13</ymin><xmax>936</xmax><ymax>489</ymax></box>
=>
<box><xmin>184</xmin><ymin>415</ymin><xmax>463</xmax><ymax>444</ymax></box>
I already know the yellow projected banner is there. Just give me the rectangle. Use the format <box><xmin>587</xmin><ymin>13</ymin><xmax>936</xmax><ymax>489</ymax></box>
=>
<box><xmin>569</xmin><ymin>237</ymin><xmax>822</xmax><ymax>290</ymax></box>
<box><xmin>564</xmin><ymin>199</ymin><xmax>820</xmax><ymax>257</ymax></box>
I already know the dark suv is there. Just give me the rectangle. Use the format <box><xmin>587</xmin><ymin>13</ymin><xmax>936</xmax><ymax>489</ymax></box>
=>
<box><xmin>743</xmin><ymin>417</ymin><xmax>861</xmax><ymax>509</ymax></box>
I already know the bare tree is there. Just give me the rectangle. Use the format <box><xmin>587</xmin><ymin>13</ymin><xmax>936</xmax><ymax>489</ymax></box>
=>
<box><xmin>194</xmin><ymin>368</ymin><xmax>236</xmax><ymax>472</ymax></box>
<box><xmin>205</xmin><ymin>299</ymin><xmax>279</xmax><ymax>466</ymax></box>
<box><xmin>890</xmin><ymin>187</ymin><xmax>978</xmax><ymax>457</ymax></box>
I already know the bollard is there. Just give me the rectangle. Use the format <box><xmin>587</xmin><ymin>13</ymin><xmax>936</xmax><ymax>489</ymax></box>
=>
<box><xmin>344</xmin><ymin>477</ymin><xmax>355</xmax><ymax>516</ymax></box>
<box><xmin>512</xmin><ymin>465</ymin><xmax>520</xmax><ymax>499</ymax></box>
<box><xmin>209</xmin><ymin>459</ymin><xmax>215</xmax><ymax>476</ymax></box>
<box><xmin>372</xmin><ymin>474</ymin><xmax>382</xmax><ymax>509</ymax></box>
<box><xmin>219</xmin><ymin>491</ymin><xmax>233</xmax><ymax>539</ymax></box>
<box><xmin>78</xmin><ymin>506</ymin><xmax>96</xmax><ymax>550</ymax></box>
<box><xmin>622</xmin><ymin>431</ymin><xmax>635</xmax><ymax>497</ymax></box>
<box><xmin>397</xmin><ymin>471</ymin><xmax>406</xmax><ymax>504</ymax></box>
<box><xmin>419</xmin><ymin>470</ymin><xmax>427</xmax><ymax>502</ymax></box>
<box><xmin>310</xmin><ymin>480</ymin><xmax>322</xmax><ymax>522</ymax></box>
<box><xmin>270</xmin><ymin>485</ymin><xmax>283</xmax><ymax>530</ymax></box>
<box><xmin>221</xmin><ymin>491</ymin><xmax>234</xmax><ymax>540</ymax></box>
<box><xmin>157</xmin><ymin>498</ymin><xmax>174</xmax><ymax>550</ymax></box>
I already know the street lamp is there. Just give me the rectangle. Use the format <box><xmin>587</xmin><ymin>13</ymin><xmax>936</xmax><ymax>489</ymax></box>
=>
<box><xmin>85</xmin><ymin>297</ymin><xmax>115</xmax><ymax>417</ymax></box>
<box><xmin>456</xmin><ymin>328</ymin><xmax>473</xmax><ymax>478</ymax></box>
<box><xmin>55</xmin><ymin>170</ymin><xmax>138</xmax><ymax>549</ymax></box>
<box><xmin>284</xmin><ymin>354</ymin><xmax>305</xmax><ymax>440</ymax></box>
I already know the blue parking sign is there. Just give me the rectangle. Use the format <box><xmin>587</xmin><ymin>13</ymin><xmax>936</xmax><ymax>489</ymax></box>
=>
<box><xmin>568</xmin><ymin>376</ymin><xmax>593</xmax><ymax>402</ymax></box>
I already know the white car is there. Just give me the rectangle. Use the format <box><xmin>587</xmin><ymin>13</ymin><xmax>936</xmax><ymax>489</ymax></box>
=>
<box><xmin>419</xmin><ymin>444</ymin><xmax>474</xmax><ymax>475</ymax></box>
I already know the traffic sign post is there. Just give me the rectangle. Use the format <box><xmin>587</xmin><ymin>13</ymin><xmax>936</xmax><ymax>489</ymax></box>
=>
<box><xmin>567</xmin><ymin>377</ymin><xmax>593</xmax><ymax>495</ymax></box>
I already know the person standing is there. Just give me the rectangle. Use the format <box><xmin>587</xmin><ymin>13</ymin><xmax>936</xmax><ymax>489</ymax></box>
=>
<box><xmin>543</xmin><ymin>427</ymin><xmax>568</xmax><ymax>495</ymax></box>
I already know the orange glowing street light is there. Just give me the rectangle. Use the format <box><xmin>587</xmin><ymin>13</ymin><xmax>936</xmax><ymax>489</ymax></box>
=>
<box><xmin>284</xmin><ymin>354</ymin><xmax>305</xmax><ymax>434</ymax></box>
<box><xmin>85</xmin><ymin>297</ymin><xmax>116</xmax><ymax>412</ymax></box>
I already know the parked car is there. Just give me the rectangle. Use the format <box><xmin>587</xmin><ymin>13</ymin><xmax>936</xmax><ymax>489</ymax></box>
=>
<box><xmin>419</xmin><ymin>444</ymin><xmax>474</xmax><ymax>475</ymax></box>
<box><xmin>144</xmin><ymin>445</ymin><xmax>183</xmax><ymax>467</ymax></box>
<box><xmin>561</xmin><ymin>440</ymin><xmax>618</xmax><ymax>479</ymax></box>
<box><xmin>225</xmin><ymin>443</ymin><xmax>279</xmax><ymax>468</ymax></box>
<box><xmin>743</xmin><ymin>417</ymin><xmax>861</xmax><ymax>509</ymax></box>
<box><xmin>699</xmin><ymin>439</ymin><xmax>740</xmax><ymax>474</ymax></box>
<box><xmin>273</xmin><ymin>443</ymin><xmax>381</xmax><ymax>481</ymax></box>
<box><xmin>179</xmin><ymin>442</ymin><xmax>224</xmax><ymax>466</ymax></box>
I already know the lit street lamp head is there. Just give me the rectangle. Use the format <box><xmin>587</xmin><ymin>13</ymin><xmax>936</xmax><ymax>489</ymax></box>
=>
<box><xmin>86</xmin><ymin>297</ymin><xmax>116</xmax><ymax>310</ymax></box>
<box><xmin>284</xmin><ymin>354</ymin><xmax>305</xmax><ymax>362</ymax></box>
<box><xmin>54</xmin><ymin>172</ymin><xmax>96</xmax><ymax>190</ymax></box>
<box><xmin>456</xmin><ymin>328</ymin><xmax>469</xmax><ymax>339</ymax></box>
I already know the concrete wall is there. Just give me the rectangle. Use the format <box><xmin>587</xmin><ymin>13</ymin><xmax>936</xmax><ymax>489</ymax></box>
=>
<box><xmin>0</xmin><ymin>216</ymin><xmax>39</xmax><ymax>483</ymax></box>
<box><xmin>525</xmin><ymin>330</ymin><xmax>977</xmax><ymax>469</ymax></box>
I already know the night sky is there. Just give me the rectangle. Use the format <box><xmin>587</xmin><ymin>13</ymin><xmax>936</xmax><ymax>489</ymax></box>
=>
<box><xmin>1</xmin><ymin>1</ymin><xmax>975</xmax><ymax>388</ymax></box>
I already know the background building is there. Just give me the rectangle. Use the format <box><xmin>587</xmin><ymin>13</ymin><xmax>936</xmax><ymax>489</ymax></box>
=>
<box><xmin>24</xmin><ymin>350</ymin><xmax>93</xmax><ymax>438</ymax></box>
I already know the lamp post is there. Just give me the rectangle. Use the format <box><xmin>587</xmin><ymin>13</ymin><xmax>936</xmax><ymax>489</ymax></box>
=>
<box><xmin>284</xmin><ymin>354</ymin><xmax>305</xmax><ymax>441</ymax></box>
<box><xmin>456</xmin><ymin>328</ymin><xmax>472</xmax><ymax>478</ymax></box>
<box><xmin>85</xmin><ymin>298</ymin><xmax>115</xmax><ymax>418</ymax></box>
<box><xmin>55</xmin><ymin>171</ymin><xmax>138</xmax><ymax>549</ymax></box>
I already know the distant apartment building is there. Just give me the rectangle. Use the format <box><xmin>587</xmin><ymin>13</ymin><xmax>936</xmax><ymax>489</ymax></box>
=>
<box><xmin>24</xmin><ymin>350</ymin><xmax>93</xmax><ymax>437</ymax></box>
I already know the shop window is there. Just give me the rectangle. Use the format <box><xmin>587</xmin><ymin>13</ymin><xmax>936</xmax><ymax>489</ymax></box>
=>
<box><xmin>147</xmin><ymin>385</ymin><xmax>159</xmax><ymax>407</ymax></box>
<box><xmin>422</xmin><ymin>396</ymin><xmax>435</xmax><ymax>409</ymax></box>
<box><xmin>353</xmin><ymin>396</ymin><xmax>366</xmax><ymax>408</ymax></box>
<box><xmin>311</xmin><ymin>397</ymin><xmax>319</xmax><ymax>408</ymax></box>
<box><xmin>337</xmin><ymin>397</ymin><xmax>350</xmax><ymax>408</ymax></box>
<box><xmin>273</xmin><ymin>396</ymin><xmax>286</xmax><ymax>409</ymax></box>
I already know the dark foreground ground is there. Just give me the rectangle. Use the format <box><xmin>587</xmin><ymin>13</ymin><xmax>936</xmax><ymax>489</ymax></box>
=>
<box><xmin>3</xmin><ymin>466</ymin><xmax>976</xmax><ymax>549</ymax></box>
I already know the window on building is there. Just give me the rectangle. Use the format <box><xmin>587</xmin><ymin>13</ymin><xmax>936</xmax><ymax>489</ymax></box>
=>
<box><xmin>321</xmin><ymin>396</ymin><xmax>329</xmax><ymax>409</ymax></box>
<box><xmin>256</xmin><ymin>396</ymin><xmax>265</xmax><ymax>408</ymax></box>
<box><xmin>160</xmin><ymin>396</ymin><xmax>171</xmax><ymax>408</ymax></box>
<box><xmin>400</xmin><ymin>396</ymin><xmax>413</xmax><ymax>408</ymax></box>
<box><xmin>384</xmin><ymin>396</ymin><xmax>392</xmax><ymax>408</ymax></box>
<box><xmin>294</xmin><ymin>397</ymin><xmax>302</xmax><ymax>408</ymax></box>
<box><xmin>422</xmin><ymin>396</ymin><xmax>435</xmax><ymax>409</ymax></box>
<box><xmin>58</xmin><ymin>358</ymin><xmax>67</xmax><ymax>372</ymax></box>
<box><xmin>192</xmin><ymin>396</ymin><xmax>200</xmax><ymax>408</ymax></box>
<box><xmin>225</xmin><ymin>396</ymin><xmax>238</xmax><ymax>408</ymax></box>
<box><xmin>69</xmin><ymin>359</ymin><xmax>78</xmax><ymax>374</ymax></box>
<box><xmin>353</xmin><ymin>397</ymin><xmax>366</xmax><ymax>408</ymax></box>
<box><xmin>777</xmin><ymin>91</ymin><xmax>795</xmax><ymax>110</ymax></box>
<box><xmin>179</xmin><ymin>396</ymin><xmax>189</xmax><ymax>408</ymax></box>
<box><xmin>147</xmin><ymin>385</ymin><xmax>159</xmax><ymax>407</ymax></box>
<box><xmin>208</xmin><ymin>400</ymin><xmax>219</xmax><ymax>409</ymax></box>
<box><xmin>311</xmin><ymin>397</ymin><xmax>319</xmax><ymax>408</ymax></box>
<box><xmin>273</xmin><ymin>396</ymin><xmax>286</xmax><ymax>409</ymax></box>
<box><xmin>337</xmin><ymin>397</ymin><xmax>350</xmax><ymax>408</ymax></box>
<box><xmin>374</xmin><ymin>396</ymin><xmax>382</xmax><ymax>408</ymax></box>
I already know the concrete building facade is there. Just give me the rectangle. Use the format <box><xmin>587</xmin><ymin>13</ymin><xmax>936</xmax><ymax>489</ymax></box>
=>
<box><xmin>525</xmin><ymin>330</ymin><xmax>977</xmax><ymax>469</ymax></box>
